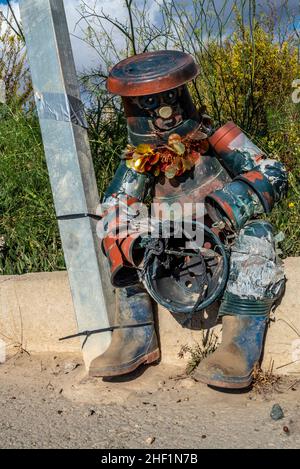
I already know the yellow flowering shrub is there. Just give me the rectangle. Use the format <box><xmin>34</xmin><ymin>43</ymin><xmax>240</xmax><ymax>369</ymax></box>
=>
<box><xmin>188</xmin><ymin>16</ymin><xmax>300</xmax><ymax>257</ymax></box>
<box><xmin>195</xmin><ymin>24</ymin><xmax>299</xmax><ymax>134</ymax></box>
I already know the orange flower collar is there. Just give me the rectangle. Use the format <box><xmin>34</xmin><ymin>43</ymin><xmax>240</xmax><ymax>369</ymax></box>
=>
<box><xmin>124</xmin><ymin>128</ymin><xmax>210</xmax><ymax>179</ymax></box>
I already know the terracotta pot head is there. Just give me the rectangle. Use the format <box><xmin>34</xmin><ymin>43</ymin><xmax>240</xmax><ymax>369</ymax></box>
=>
<box><xmin>107</xmin><ymin>50</ymin><xmax>201</xmax><ymax>145</ymax></box>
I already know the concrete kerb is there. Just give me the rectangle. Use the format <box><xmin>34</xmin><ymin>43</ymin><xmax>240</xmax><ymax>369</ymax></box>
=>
<box><xmin>0</xmin><ymin>257</ymin><xmax>299</xmax><ymax>375</ymax></box>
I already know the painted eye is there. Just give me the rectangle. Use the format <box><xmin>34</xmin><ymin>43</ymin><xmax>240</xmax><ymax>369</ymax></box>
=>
<box><xmin>163</xmin><ymin>89</ymin><xmax>178</xmax><ymax>104</ymax></box>
<box><xmin>139</xmin><ymin>95</ymin><xmax>159</xmax><ymax>110</ymax></box>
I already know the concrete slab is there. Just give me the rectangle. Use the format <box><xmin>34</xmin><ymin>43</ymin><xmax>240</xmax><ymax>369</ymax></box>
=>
<box><xmin>0</xmin><ymin>272</ymin><xmax>80</xmax><ymax>355</ymax></box>
<box><xmin>0</xmin><ymin>258</ymin><xmax>299</xmax><ymax>374</ymax></box>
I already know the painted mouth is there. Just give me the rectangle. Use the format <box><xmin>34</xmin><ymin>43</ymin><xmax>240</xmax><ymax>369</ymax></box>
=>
<box><xmin>154</xmin><ymin>114</ymin><xmax>183</xmax><ymax>131</ymax></box>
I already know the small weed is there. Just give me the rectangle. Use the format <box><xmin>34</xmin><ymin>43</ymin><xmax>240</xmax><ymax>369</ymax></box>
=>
<box><xmin>251</xmin><ymin>361</ymin><xmax>282</xmax><ymax>395</ymax></box>
<box><xmin>178</xmin><ymin>330</ymin><xmax>219</xmax><ymax>375</ymax></box>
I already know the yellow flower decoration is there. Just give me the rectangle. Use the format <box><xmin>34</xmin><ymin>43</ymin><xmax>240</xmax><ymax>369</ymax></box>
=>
<box><xmin>124</xmin><ymin>129</ymin><xmax>209</xmax><ymax>179</ymax></box>
<box><xmin>135</xmin><ymin>144</ymin><xmax>154</xmax><ymax>155</ymax></box>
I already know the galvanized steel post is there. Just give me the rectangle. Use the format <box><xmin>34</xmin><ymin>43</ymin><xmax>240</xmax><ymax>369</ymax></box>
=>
<box><xmin>19</xmin><ymin>0</ymin><xmax>114</xmax><ymax>369</ymax></box>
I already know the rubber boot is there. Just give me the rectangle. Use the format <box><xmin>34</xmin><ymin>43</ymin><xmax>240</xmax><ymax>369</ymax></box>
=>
<box><xmin>193</xmin><ymin>314</ymin><xmax>267</xmax><ymax>389</ymax></box>
<box><xmin>89</xmin><ymin>285</ymin><xmax>160</xmax><ymax>377</ymax></box>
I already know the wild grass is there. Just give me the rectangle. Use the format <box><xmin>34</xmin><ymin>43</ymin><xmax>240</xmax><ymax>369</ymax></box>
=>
<box><xmin>0</xmin><ymin>106</ymin><xmax>65</xmax><ymax>274</ymax></box>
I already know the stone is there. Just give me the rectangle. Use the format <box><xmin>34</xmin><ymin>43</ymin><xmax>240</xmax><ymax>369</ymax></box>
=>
<box><xmin>145</xmin><ymin>436</ymin><xmax>155</xmax><ymax>445</ymax></box>
<box><xmin>270</xmin><ymin>404</ymin><xmax>284</xmax><ymax>420</ymax></box>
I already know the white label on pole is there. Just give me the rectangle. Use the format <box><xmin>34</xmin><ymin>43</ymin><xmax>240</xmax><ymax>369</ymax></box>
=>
<box><xmin>0</xmin><ymin>339</ymin><xmax>6</xmax><ymax>364</ymax></box>
<box><xmin>0</xmin><ymin>80</ymin><xmax>6</xmax><ymax>104</ymax></box>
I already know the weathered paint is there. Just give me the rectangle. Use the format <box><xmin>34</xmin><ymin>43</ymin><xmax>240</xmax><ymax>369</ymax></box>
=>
<box><xmin>255</xmin><ymin>159</ymin><xmax>288</xmax><ymax>203</ymax></box>
<box><xmin>107</xmin><ymin>51</ymin><xmax>199</xmax><ymax>97</ymax></box>
<box><xmin>236</xmin><ymin>167</ymin><xmax>287</xmax><ymax>212</ymax></box>
<box><xmin>206</xmin><ymin>180</ymin><xmax>264</xmax><ymax>230</ymax></box>
<box><xmin>209</xmin><ymin>122</ymin><xmax>266</xmax><ymax>176</ymax></box>
<box><xmin>241</xmin><ymin>170</ymin><xmax>264</xmax><ymax>182</ymax></box>
<box><xmin>101</xmin><ymin>194</ymin><xmax>142</xmax><ymax>287</ymax></box>
<box><xmin>104</xmin><ymin>162</ymin><xmax>153</xmax><ymax>202</ymax></box>
<box><xmin>209</xmin><ymin>123</ymin><xmax>288</xmax><ymax>216</ymax></box>
<box><xmin>120</xmin><ymin>232</ymin><xmax>144</xmax><ymax>266</ymax></box>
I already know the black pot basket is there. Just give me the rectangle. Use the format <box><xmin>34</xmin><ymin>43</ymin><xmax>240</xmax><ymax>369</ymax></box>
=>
<box><xmin>141</xmin><ymin>220</ymin><xmax>229</xmax><ymax>314</ymax></box>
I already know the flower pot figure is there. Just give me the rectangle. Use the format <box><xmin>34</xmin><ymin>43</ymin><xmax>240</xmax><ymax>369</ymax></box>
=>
<box><xmin>90</xmin><ymin>51</ymin><xmax>287</xmax><ymax>389</ymax></box>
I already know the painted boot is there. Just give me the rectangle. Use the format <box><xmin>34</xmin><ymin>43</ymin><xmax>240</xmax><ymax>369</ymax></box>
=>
<box><xmin>89</xmin><ymin>285</ymin><xmax>160</xmax><ymax>377</ymax></box>
<box><xmin>193</xmin><ymin>314</ymin><xmax>267</xmax><ymax>389</ymax></box>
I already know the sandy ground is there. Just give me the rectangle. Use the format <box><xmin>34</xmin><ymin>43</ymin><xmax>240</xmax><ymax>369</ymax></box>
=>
<box><xmin>0</xmin><ymin>352</ymin><xmax>300</xmax><ymax>449</ymax></box>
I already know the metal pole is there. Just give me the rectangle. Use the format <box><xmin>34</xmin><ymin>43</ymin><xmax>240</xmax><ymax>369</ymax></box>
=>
<box><xmin>19</xmin><ymin>0</ymin><xmax>114</xmax><ymax>369</ymax></box>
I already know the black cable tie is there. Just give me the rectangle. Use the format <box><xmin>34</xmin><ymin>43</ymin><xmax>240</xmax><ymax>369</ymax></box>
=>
<box><xmin>59</xmin><ymin>321</ymin><xmax>154</xmax><ymax>349</ymax></box>
<box><xmin>56</xmin><ymin>213</ymin><xmax>102</xmax><ymax>221</ymax></box>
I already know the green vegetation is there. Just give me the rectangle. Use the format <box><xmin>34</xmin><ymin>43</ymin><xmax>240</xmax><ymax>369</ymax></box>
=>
<box><xmin>0</xmin><ymin>106</ymin><xmax>65</xmax><ymax>274</ymax></box>
<box><xmin>0</xmin><ymin>0</ymin><xmax>299</xmax><ymax>275</ymax></box>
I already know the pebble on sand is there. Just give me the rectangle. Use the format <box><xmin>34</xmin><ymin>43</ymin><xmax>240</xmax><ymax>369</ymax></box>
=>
<box><xmin>270</xmin><ymin>404</ymin><xmax>284</xmax><ymax>420</ymax></box>
<box><xmin>146</xmin><ymin>436</ymin><xmax>155</xmax><ymax>445</ymax></box>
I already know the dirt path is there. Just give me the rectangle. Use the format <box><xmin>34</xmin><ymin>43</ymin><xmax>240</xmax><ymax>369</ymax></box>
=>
<box><xmin>0</xmin><ymin>352</ymin><xmax>299</xmax><ymax>449</ymax></box>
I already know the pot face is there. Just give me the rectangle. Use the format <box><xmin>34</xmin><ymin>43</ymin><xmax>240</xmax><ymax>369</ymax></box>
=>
<box><xmin>122</xmin><ymin>85</ymin><xmax>200</xmax><ymax>146</ymax></box>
